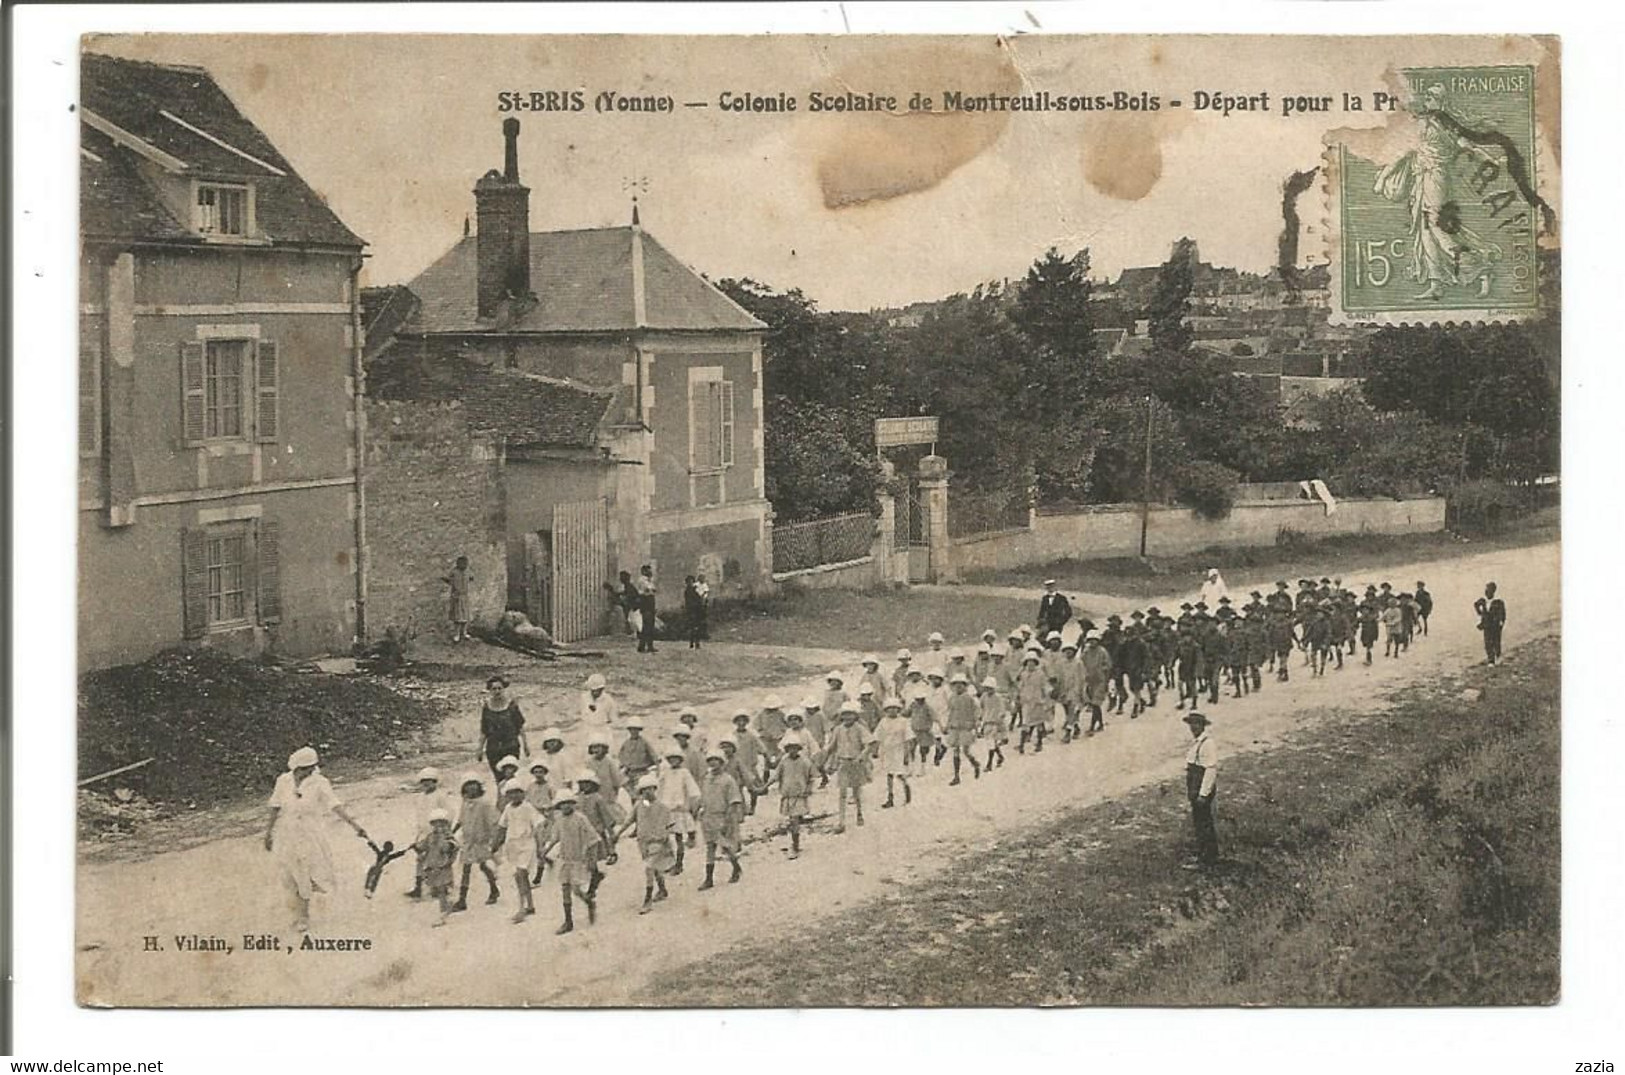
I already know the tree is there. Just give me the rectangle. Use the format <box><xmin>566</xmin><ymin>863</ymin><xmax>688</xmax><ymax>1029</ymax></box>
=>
<box><xmin>1144</xmin><ymin>237</ymin><xmax>1197</xmax><ymax>357</ymax></box>
<box><xmin>762</xmin><ymin>397</ymin><xmax>883</xmax><ymax>521</ymax></box>
<box><xmin>1008</xmin><ymin>247</ymin><xmax>1097</xmax><ymax>427</ymax></box>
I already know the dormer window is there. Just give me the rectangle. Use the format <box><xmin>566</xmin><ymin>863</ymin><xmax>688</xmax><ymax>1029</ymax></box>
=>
<box><xmin>196</xmin><ymin>181</ymin><xmax>251</xmax><ymax>236</ymax></box>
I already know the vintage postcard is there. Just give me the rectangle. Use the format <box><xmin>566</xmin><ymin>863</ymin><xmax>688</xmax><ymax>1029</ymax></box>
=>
<box><xmin>75</xmin><ymin>33</ymin><xmax>1560</xmax><ymax>1008</ymax></box>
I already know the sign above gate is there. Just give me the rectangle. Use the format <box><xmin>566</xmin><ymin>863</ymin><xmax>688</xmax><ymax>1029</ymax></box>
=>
<box><xmin>875</xmin><ymin>416</ymin><xmax>939</xmax><ymax>450</ymax></box>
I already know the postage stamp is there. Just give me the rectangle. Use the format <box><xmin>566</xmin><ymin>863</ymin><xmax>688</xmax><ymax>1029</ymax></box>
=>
<box><xmin>1325</xmin><ymin>65</ymin><xmax>1550</xmax><ymax>324</ymax></box>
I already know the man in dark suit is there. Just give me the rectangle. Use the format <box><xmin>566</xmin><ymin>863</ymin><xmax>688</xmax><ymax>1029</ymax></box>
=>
<box><xmin>1037</xmin><ymin>579</ymin><xmax>1072</xmax><ymax>638</ymax></box>
<box><xmin>1474</xmin><ymin>582</ymin><xmax>1507</xmax><ymax>664</ymax></box>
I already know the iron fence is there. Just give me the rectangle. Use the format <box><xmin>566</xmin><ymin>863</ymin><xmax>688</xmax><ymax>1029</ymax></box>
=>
<box><xmin>772</xmin><ymin>511</ymin><xmax>876</xmax><ymax>574</ymax></box>
<box><xmin>949</xmin><ymin>485</ymin><xmax>1031</xmax><ymax>539</ymax></box>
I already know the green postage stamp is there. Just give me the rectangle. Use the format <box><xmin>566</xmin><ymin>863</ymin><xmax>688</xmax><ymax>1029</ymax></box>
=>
<box><xmin>1327</xmin><ymin>65</ymin><xmax>1550</xmax><ymax>324</ymax></box>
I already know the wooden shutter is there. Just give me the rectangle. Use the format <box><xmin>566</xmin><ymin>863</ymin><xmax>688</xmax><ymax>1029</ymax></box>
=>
<box><xmin>181</xmin><ymin>527</ymin><xmax>210</xmax><ymax>638</ymax></box>
<box><xmin>181</xmin><ymin>341</ymin><xmax>206</xmax><ymax>446</ymax></box>
<box><xmin>79</xmin><ymin>337</ymin><xmax>102</xmax><ymax>457</ymax></box>
<box><xmin>257</xmin><ymin>518</ymin><xmax>282</xmax><ymax>624</ymax></box>
<box><xmin>717</xmin><ymin>380</ymin><xmax>735</xmax><ymax>468</ymax></box>
<box><xmin>690</xmin><ymin>381</ymin><xmax>715</xmax><ymax>471</ymax></box>
<box><xmin>255</xmin><ymin>339</ymin><xmax>280</xmax><ymax>442</ymax></box>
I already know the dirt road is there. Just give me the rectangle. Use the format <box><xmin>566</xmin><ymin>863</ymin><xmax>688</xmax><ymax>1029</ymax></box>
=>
<box><xmin>76</xmin><ymin>542</ymin><xmax>1558</xmax><ymax>1006</ymax></box>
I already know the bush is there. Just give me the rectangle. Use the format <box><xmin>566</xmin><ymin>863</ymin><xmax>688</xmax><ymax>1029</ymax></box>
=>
<box><xmin>1275</xmin><ymin>526</ymin><xmax>1315</xmax><ymax>552</ymax></box>
<box><xmin>1449</xmin><ymin>480</ymin><xmax>1531</xmax><ymax>533</ymax></box>
<box><xmin>1175</xmin><ymin>461</ymin><xmax>1240</xmax><ymax>520</ymax></box>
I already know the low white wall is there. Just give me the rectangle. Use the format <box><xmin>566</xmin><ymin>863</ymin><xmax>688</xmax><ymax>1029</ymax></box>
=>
<box><xmin>772</xmin><ymin>556</ymin><xmax>882</xmax><ymax>590</ymax></box>
<box><xmin>952</xmin><ymin>497</ymin><xmax>1447</xmax><ymax>575</ymax></box>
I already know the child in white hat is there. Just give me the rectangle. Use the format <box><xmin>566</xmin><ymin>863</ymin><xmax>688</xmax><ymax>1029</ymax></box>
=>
<box><xmin>823</xmin><ymin>702</ymin><xmax>876</xmax><ymax>832</ymax></box>
<box><xmin>697</xmin><ymin>750</ymin><xmax>745</xmax><ymax>888</ymax></box>
<box><xmin>618</xmin><ymin>717</ymin><xmax>660</xmax><ymax>789</ymax></box>
<box><xmin>581</xmin><ymin>672</ymin><xmax>619</xmax><ymax>729</ymax></box>
<box><xmin>728</xmin><ymin>710</ymin><xmax>767</xmax><ymax>814</ymax></box>
<box><xmin>417</xmin><ymin>809</ymin><xmax>459</xmax><ymax>926</ymax></box>
<box><xmin>1016</xmin><ymin>648</ymin><xmax>1052</xmax><ymax>753</ymax></box>
<box><xmin>656</xmin><ymin>743</ymin><xmax>702</xmax><ymax>870</ymax></box>
<box><xmin>977</xmin><ymin>677</ymin><xmax>1010</xmax><ymax>771</ymax></box>
<box><xmin>876</xmin><ymin>696</ymin><xmax>912</xmax><ymax>807</ymax></box>
<box><xmin>614</xmin><ymin>775</ymin><xmax>675</xmax><ymax>913</ymax></box>
<box><xmin>538</xmin><ymin>790</ymin><xmax>601</xmax><ymax>934</ymax></box>
<box><xmin>452</xmin><ymin>774</ymin><xmax>501</xmax><ymax>912</ymax></box>
<box><xmin>819</xmin><ymin>672</ymin><xmax>850</xmax><ymax>742</ymax></box>
<box><xmin>406</xmin><ymin>766</ymin><xmax>457</xmax><ymax>900</ymax></box>
<box><xmin>944</xmin><ymin>673</ymin><xmax>982</xmax><ymax>785</ymax></box>
<box><xmin>496</xmin><ymin>780</ymin><xmax>544</xmax><ymax>924</ymax></box>
<box><xmin>858</xmin><ymin>654</ymin><xmax>889</xmax><ymax>703</ymax></box>
<box><xmin>761</xmin><ymin>738</ymin><xmax>815</xmax><ymax>858</ymax></box>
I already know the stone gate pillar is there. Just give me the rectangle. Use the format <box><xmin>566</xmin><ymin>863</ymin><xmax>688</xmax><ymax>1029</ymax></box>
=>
<box><xmin>918</xmin><ymin>454</ymin><xmax>956</xmax><ymax>583</ymax></box>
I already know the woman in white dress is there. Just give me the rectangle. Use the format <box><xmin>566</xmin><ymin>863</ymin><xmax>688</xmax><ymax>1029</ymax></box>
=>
<box><xmin>264</xmin><ymin>746</ymin><xmax>370</xmax><ymax>933</ymax></box>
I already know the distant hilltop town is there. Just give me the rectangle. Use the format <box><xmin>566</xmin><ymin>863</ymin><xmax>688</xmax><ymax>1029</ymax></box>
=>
<box><xmin>877</xmin><ymin>242</ymin><xmax>1356</xmax><ymax>426</ymax></box>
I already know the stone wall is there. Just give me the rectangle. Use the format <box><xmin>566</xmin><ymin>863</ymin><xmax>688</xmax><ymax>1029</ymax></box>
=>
<box><xmin>364</xmin><ymin>399</ymin><xmax>507</xmax><ymax>639</ymax></box>
<box><xmin>951</xmin><ymin>497</ymin><xmax>1448</xmax><ymax>575</ymax></box>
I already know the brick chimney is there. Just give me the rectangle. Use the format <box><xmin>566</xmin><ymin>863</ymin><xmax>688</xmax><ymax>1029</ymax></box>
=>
<box><xmin>474</xmin><ymin>117</ymin><xmax>531</xmax><ymax>319</ymax></box>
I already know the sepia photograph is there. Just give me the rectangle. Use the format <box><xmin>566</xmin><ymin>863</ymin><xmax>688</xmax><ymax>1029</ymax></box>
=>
<box><xmin>68</xmin><ymin>31</ymin><xmax>1561</xmax><ymax>1009</ymax></box>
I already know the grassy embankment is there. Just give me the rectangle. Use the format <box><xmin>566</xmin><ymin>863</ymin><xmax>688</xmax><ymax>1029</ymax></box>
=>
<box><xmin>639</xmin><ymin>636</ymin><xmax>1559</xmax><ymax>1006</ymax></box>
<box><xmin>964</xmin><ymin>507</ymin><xmax>1559</xmax><ymax>599</ymax></box>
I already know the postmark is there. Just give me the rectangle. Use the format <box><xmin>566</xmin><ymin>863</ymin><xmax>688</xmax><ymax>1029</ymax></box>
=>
<box><xmin>1325</xmin><ymin>65</ymin><xmax>1550</xmax><ymax>325</ymax></box>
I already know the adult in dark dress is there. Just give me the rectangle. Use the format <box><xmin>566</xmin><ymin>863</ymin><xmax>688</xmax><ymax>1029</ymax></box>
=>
<box><xmin>476</xmin><ymin>675</ymin><xmax>528</xmax><ymax>777</ymax></box>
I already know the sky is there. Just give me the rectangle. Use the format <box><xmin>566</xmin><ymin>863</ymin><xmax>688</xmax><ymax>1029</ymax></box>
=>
<box><xmin>88</xmin><ymin>33</ymin><xmax>1556</xmax><ymax>311</ymax></box>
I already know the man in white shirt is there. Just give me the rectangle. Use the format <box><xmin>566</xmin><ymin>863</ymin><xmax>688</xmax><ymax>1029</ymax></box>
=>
<box><xmin>1183</xmin><ymin>711</ymin><xmax>1220</xmax><ymax>869</ymax></box>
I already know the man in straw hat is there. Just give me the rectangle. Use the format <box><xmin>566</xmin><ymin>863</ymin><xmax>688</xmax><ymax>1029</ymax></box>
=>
<box><xmin>1182</xmin><ymin>712</ymin><xmax>1221</xmax><ymax>870</ymax></box>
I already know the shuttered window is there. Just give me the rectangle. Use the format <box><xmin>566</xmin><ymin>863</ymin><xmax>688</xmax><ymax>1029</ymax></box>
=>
<box><xmin>80</xmin><ymin>336</ymin><xmax>102</xmax><ymax>457</ymax></box>
<box><xmin>688</xmin><ymin>376</ymin><xmax>735</xmax><ymax>472</ymax></box>
<box><xmin>255</xmin><ymin>339</ymin><xmax>280</xmax><ymax>442</ymax></box>
<box><xmin>182</xmin><ymin>337</ymin><xmax>277</xmax><ymax>445</ymax></box>
<box><xmin>181</xmin><ymin>520</ymin><xmax>280</xmax><ymax>636</ymax></box>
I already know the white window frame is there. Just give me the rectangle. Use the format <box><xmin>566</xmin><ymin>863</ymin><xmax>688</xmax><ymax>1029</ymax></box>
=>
<box><xmin>687</xmin><ymin>366</ymin><xmax>735</xmax><ymax>509</ymax></box>
<box><xmin>203</xmin><ymin>337</ymin><xmax>251</xmax><ymax>441</ymax></box>
<box><xmin>193</xmin><ymin>180</ymin><xmax>255</xmax><ymax>238</ymax></box>
<box><xmin>205</xmin><ymin>522</ymin><xmax>253</xmax><ymax>630</ymax></box>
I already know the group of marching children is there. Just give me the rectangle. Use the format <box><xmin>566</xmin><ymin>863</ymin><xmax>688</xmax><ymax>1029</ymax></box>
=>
<box><xmin>1019</xmin><ymin>574</ymin><xmax>1437</xmax><ymax>724</ymax></box>
<box><xmin>397</xmin><ymin>573</ymin><xmax>1435</xmax><ymax>935</ymax></box>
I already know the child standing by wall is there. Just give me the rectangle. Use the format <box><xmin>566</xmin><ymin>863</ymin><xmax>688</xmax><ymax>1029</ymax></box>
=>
<box><xmin>443</xmin><ymin>555</ymin><xmax>473</xmax><ymax>643</ymax></box>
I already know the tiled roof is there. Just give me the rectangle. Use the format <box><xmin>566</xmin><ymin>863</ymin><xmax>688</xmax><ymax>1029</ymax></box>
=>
<box><xmin>79</xmin><ymin>53</ymin><xmax>363</xmax><ymax>249</ymax></box>
<box><xmin>360</xmin><ymin>286</ymin><xmax>419</xmax><ymax>361</ymax></box>
<box><xmin>401</xmin><ymin>228</ymin><xmax>765</xmax><ymax>335</ymax></box>
<box><xmin>80</xmin><ymin>126</ymin><xmax>191</xmax><ymax>241</ymax></box>
<box><xmin>372</xmin><ymin>352</ymin><xmax>615</xmax><ymax>449</ymax></box>
<box><xmin>461</xmin><ymin>367</ymin><xmax>615</xmax><ymax>449</ymax></box>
